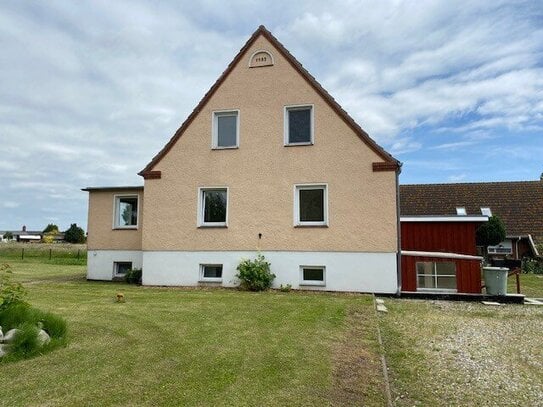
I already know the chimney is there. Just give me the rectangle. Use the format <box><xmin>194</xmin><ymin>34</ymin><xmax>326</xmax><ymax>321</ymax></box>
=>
<box><xmin>22</xmin><ymin>225</ymin><xmax>26</xmax><ymax>232</ymax></box>
<box><xmin>540</xmin><ymin>172</ymin><xmax>543</xmax><ymax>181</ymax></box>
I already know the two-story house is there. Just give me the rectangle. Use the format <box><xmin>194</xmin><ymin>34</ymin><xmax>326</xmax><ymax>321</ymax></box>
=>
<box><xmin>83</xmin><ymin>26</ymin><xmax>401</xmax><ymax>293</ymax></box>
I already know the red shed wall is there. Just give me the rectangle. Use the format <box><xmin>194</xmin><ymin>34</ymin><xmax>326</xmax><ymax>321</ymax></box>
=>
<box><xmin>401</xmin><ymin>222</ymin><xmax>480</xmax><ymax>255</ymax></box>
<box><xmin>401</xmin><ymin>255</ymin><xmax>482</xmax><ymax>294</ymax></box>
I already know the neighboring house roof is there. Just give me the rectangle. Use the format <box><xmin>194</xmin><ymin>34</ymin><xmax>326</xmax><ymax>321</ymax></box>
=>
<box><xmin>138</xmin><ymin>25</ymin><xmax>400</xmax><ymax>179</ymax></box>
<box><xmin>400</xmin><ymin>180</ymin><xmax>543</xmax><ymax>247</ymax></box>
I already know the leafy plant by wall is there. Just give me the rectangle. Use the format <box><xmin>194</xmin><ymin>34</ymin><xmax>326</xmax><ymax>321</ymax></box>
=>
<box><xmin>476</xmin><ymin>216</ymin><xmax>506</xmax><ymax>247</ymax></box>
<box><xmin>236</xmin><ymin>254</ymin><xmax>275</xmax><ymax>291</ymax></box>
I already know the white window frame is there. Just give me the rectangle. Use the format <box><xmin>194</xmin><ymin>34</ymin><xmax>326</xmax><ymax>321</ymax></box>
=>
<box><xmin>113</xmin><ymin>194</ymin><xmax>139</xmax><ymax>229</ymax></box>
<box><xmin>284</xmin><ymin>104</ymin><xmax>314</xmax><ymax>146</ymax></box>
<box><xmin>416</xmin><ymin>261</ymin><xmax>457</xmax><ymax>293</ymax></box>
<box><xmin>113</xmin><ymin>261</ymin><xmax>132</xmax><ymax>278</ymax></box>
<box><xmin>293</xmin><ymin>184</ymin><xmax>328</xmax><ymax>227</ymax></box>
<box><xmin>197</xmin><ymin>187</ymin><xmax>229</xmax><ymax>227</ymax></box>
<box><xmin>299</xmin><ymin>265</ymin><xmax>326</xmax><ymax>286</ymax></box>
<box><xmin>212</xmin><ymin>109</ymin><xmax>240</xmax><ymax>149</ymax></box>
<box><xmin>199</xmin><ymin>264</ymin><xmax>223</xmax><ymax>283</ymax></box>
<box><xmin>456</xmin><ymin>207</ymin><xmax>467</xmax><ymax>216</ymax></box>
<box><xmin>481</xmin><ymin>207</ymin><xmax>492</xmax><ymax>216</ymax></box>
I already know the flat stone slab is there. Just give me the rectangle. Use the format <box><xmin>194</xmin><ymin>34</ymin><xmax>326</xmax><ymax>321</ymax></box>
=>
<box><xmin>482</xmin><ymin>301</ymin><xmax>502</xmax><ymax>306</ymax></box>
<box><xmin>375</xmin><ymin>298</ymin><xmax>385</xmax><ymax>305</ymax></box>
<box><xmin>376</xmin><ymin>304</ymin><xmax>388</xmax><ymax>313</ymax></box>
<box><xmin>524</xmin><ymin>298</ymin><xmax>543</xmax><ymax>305</ymax></box>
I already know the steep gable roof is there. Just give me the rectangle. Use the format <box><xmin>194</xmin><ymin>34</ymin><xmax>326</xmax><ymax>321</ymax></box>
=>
<box><xmin>139</xmin><ymin>25</ymin><xmax>399</xmax><ymax>179</ymax></box>
<box><xmin>400</xmin><ymin>181</ymin><xmax>543</xmax><ymax>246</ymax></box>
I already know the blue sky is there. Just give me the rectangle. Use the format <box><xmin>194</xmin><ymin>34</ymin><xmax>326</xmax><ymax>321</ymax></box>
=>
<box><xmin>0</xmin><ymin>0</ymin><xmax>542</xmax><ymax>231</ymax></box>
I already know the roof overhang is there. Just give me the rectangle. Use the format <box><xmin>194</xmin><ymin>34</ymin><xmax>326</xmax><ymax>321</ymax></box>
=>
<box><xmin>401</xmin><ymin>216</ymin><xmax>489</xmax><ymax>223</ymax></box>
<box><xmin>402</xmin><ymin>250</ymin><xmax>483</xmax><ymax>261</ymax></box>
<box><xmin>19</xmin><ymin>235</ymin><xmax>41</xmax><ymax>240</ymax></box>
<box><xmin>82</xmin><ymin>186</ymin><xmax>144</xmax><ymax>192</ymax></box>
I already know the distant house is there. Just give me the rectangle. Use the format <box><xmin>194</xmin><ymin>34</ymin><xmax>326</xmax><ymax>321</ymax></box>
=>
<box><xmin>0</xmin><ymin>226</ymin><xmax>42</xmax><ymax>243</ymax></box>
<box><xmin>400</xmin><ymin>179</ymin><xmax>543</xmax><ymax>259</ymax></box>
<box><xmin>83</xmin><ymin>26</ymin><xmax>401</xmax><ymax>293</ymax></box>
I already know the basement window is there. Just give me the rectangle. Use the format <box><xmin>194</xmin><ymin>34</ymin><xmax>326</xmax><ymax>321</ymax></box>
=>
<box><xmin>200</xmin><ymin>264</ymin><xmax>223</xmax><ymax>282</ymax></box>
<box><xmin>113</xmin><ymin>261</ymin><xmax>132</xmax><ymax>278</ymax></box>
<box><xmin>300</xmin><ymin>266</ymin><xmax>326</xmax><ymax>286</ymax></box>
<box><xmin>416</xmin><ymin>262</ymin><xmax>457</xmax><ymax>292</ymax></box>
<box><xmin>284</xmin><ymin>105</ymin><xmax>314</xmax><ymax>145</ymax></box>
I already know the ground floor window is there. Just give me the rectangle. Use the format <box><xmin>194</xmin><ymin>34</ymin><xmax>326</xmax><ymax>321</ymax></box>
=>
<box><xmin>114</xmin><ymin>262</ymin><xmax>132</xmax><ymax>277</ymax></box>
<box><xmin>416</xmin><ymin>261</ymin><xmax>457</xmax><ymax>291</ymax></box>
<box><xmin>300</xmin><ymin>266</ymin><xmax>326</xmax><ymax>286</ymax></box>
<box><xmin>200</xmin><ymin>264</ymin><xmax>223</xmax><ymax>282</ymax></box>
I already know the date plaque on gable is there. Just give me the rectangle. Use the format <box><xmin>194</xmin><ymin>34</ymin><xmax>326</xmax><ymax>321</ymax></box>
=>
<box><xmin>249</xmin><ymin>50</ymin><xmax>274</xmax><ymax>68</ymax></box>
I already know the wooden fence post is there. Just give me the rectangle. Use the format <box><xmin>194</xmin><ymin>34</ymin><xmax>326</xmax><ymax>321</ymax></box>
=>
<box><xmin>21</xmin><ymin>248</ymin><xmax>24</xmax><ymax>260</ymax></box>
<box><xmin>49</xmin><ymin>248</ymin><xmax>52</xmax><ymax>260</ymax></box>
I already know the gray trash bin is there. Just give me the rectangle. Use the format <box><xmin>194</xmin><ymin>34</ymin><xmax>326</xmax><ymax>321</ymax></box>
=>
<box><xmin>483</xmin><ymin>267</ymin><xmax>509</xmax><ymax>295</ymax></box>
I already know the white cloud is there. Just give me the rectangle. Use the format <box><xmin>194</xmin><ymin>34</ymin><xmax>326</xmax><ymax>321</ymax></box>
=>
<box><xmin>0</xmin><ymin>0</ymin><xmax>541</xmax><ymax>229</ymax></box>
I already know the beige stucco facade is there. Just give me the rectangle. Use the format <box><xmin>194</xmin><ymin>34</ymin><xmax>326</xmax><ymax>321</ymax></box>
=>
<box><xmin>86</xmin><ymin>189</ymin><xmax>143</xmax><ymax>251</ymax></box>
<box><xmin>141</xmin><ymin>35</ymin><xmax>397</xmax><ymax>253</ymax></box>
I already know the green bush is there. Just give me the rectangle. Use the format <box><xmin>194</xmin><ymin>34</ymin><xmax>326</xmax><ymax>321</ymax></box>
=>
<box><xmin>40</xmin><ymin>311</ymin><xmax>68</xmax><ymax>338</ymax></box>
<box><xmin>236</xmin><ymin>254</ymin><xmax>275</xmax><ymax>291</ymax></box>
<box><xmin>0</xmin><ymin>264</ymin><xmax>27</xmax><ymax>310</ymax></box>
<box><xmin>125</xmin><ymin>268</ymin><xmax>142</xmax><ymax>284</ymax></box>
<box><xmin>522</xmin><ymin>258</ymin><xmax>543</xmax><ymax>274</ymax></box>
<box><xmin>7</xmin><ymin>322</ymin><xmax>40</xmax><ymax>359</ymax></box>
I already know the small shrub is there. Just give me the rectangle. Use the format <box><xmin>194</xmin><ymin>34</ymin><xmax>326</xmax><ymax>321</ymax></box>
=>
<box><xmin>8</xmin><ymin>322</ymin><xmax>40</xmax><ymax>359</ymax></box>
<box><xmin>0</xmin><ymin>264</ymin><xmax>27</xmax><ymax>310</ymax></box>
<box><xmin>125</xmin><ymin>268</ymin><xmax>142</xmax><ymax>284</ymax></box>
<box><xmin>280</xmin><ymin>284</ymin><xmax>292</xmax><ymax>292</ymax></box>
<box><xmin>39</xmin><ymin>311</ymin><xmax>68</xmax><ymax>338</ymax></box>
<box><xmin>236</xmin><ymin>254</ymin><xmax>275</xmax><ymax>291</ymax></box>
<box><xmin>0</xmin><ymin>302</ymin><xmax>35</xmax><ymax>330</ymax></box>
<box><xmin>522</xmin><ymin>258</ymin><xmax>543</xmax><ymax>274</ymax></box>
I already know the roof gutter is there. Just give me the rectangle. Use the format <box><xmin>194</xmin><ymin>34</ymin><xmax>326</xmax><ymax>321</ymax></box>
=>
<box><xmin>395</xmin><ymin>163</ymin><xmax>403</xmax><ymax>296</ymax></box>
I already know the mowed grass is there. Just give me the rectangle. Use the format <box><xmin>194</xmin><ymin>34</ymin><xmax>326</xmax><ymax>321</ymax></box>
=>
<box><xmin>0</xmin><ymin>260</ymin><xmax>386</xmax><ymax>406</ymax></box>
<box><xmin>508</xmin><ymin>273</ymin><xmax>543</xmax><ymax>298</ymax></box>
<box><xmin>379</xmin><ymin>298</ymin><xmax>543</xmax><ymax>406</ymax></box>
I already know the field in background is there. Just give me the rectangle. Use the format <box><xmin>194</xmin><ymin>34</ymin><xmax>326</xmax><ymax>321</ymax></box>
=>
<box><xmin>0</xmin><ymin>243</ymin><xmax>86</xmax><ymax>265</ymax></box>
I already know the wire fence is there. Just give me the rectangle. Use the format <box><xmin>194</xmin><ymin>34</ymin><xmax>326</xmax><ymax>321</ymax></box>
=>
<box><xmin>0</xmin><ymin>243</ymin><xmax>87</xmax><ymax>265</ymax></box>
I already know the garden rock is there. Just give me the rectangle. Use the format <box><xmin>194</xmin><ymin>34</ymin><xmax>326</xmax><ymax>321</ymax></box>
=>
<box><xmin>0</xmin><ymin>344</ymin><xmax>7</xmax><ymax>358</ymax></box>
<box><xmin>37</xmin><ymin>329</ymin><xmax>51</xmax><ymax>346</ymax></box>
<box><xmin>2</xmin><ymin>328</ymin><xmax>20</xmax><ymax>343</ymax></box>
<box><xmin>0</xmin><ymin>326</ymin><xmax>3</xmax><ymax>342</ymax></box>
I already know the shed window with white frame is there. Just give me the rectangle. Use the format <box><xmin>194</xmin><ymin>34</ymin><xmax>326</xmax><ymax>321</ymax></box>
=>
<box><xmin>294</xmin><ymin>184</ymin><xmax>328</xmax><ymax>226</ymax></box>
<box><xmin>198</xmin><ymin>188</ymin><xmax>228</xmax><ymax>227</ymax></box>
<box><xmin>416</xmin><ymin>261</ymin><xmax>457</xmax><ymax>291</ymax></box>
<box><xmin>284</xmin><ymin>105</ymin><xmax>313</xmax><ymax>145</ymax></box>
<box><xmin>114</xmin><ymin>195</ymin><xmax>138</xmax><ymax>228</ymax></box>
<box><xmin>300</xmin><ymin>266</ymin><xmax>326</xmax><ymax>286</ymax></box>
<box><xmin>212</xmin><ymin>110</ymin><xmax>239</xmax><ymax>149</ymax></box>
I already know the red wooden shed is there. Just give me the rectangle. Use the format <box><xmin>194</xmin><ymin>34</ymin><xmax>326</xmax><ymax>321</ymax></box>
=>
<box><xmin>400</xmin><ymin>216</ymin><xmax>488</xmax><ymax>294</ymax></box>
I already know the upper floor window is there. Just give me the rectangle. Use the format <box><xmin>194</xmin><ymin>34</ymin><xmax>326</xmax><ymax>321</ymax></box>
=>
<box><xmin>481</xmin><ymin>207</ymin><xmax>492</xmax><ymax>216</ymax></box>
<box><xmin>456</xmin><ymin>207</ymin><xmax>466</xmax><ymax>216</ymax></box>
<box><xmin>212</xmin><ymin>110</ymin><xmax>239</xmax><ymax>149</ymax></box>
<box><xmin>114</xmin><ymin>195</ymin><xmax>138</xmax><ymax>229</ymax></box>
<box><xmin>294</xmin><ymin>184</ymin><xmax>328</xmax><ymax>226</ymax></box>
<box><xmin>198</xmin><ymin>187</ymin><xmax>228</xmax><ymax>227</ymax></box>
<box><xmin>284</xmin><ymin>105</ymin><xmax>314</xmax><ymax>146</ymax></box>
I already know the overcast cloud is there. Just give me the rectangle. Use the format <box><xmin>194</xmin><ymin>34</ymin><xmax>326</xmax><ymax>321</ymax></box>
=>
<box><xmin>0</xmin><ymin>0</ymin><xmax>542</xmax><ymax>231</ymax></box>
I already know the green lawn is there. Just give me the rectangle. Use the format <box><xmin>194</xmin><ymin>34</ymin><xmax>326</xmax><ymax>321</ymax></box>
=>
<box><xmin>379</xmin><ymin>299</ymin><xmax>543</xmax><ymax>406</ymax></box>
<box><xmin>0</xmin><ymin>260</ymin><xmax>386</xmax><ymax>406</ymax></box>
<box><xmin>509</xmin><ymin>273</ymin><xmax>543</xmax><ymax>298</ymax></box>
